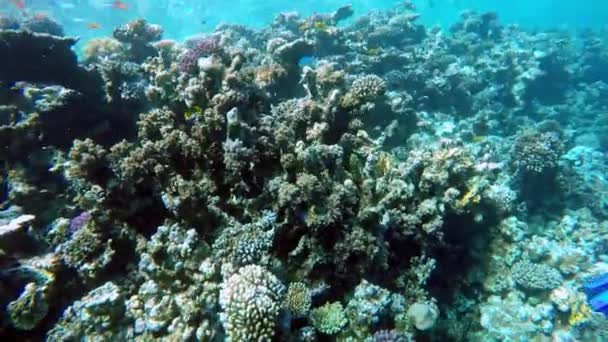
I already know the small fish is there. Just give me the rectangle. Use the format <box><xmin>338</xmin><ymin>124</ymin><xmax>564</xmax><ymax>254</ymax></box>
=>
<box><xmin>312</xmin><ymin>20</ymin><xmax>330</xmax><ymax>32</ymax></box>
<box><xmin>474</xmin><ymin>162</ymin><xmax>502</xmax><ymax>172</ymax></box>
<box><xmin>183</xmin><ymin>105</ymin><xmax>204</xmax><ymax>120</ymax></box>
<box><xmin>583</xmin><ymin>273</ymin><xmax>608</xmax><ymax>296</ymax></box>
<box><xmin>583</xmin><ymin>272</ymin><xmax>608</xmax><ymax>315</ymax></box>
<box><xmin>366</xmin><ymin>47</ymin><xmax>379</xmax><ymax>56</ymax></box>
<box><xmin>58</xmin><ymin>2</ymin><xmax>75</xmax><ymax>9</ymax></box>
<box><xmin>72</xmin><ymin>17</ymin><xmax>86</xmax><ymax>23</ymax></box>
<box><xmin>87</xmin><ymin>22</ymin><xmax>101</xmax><ymax>29</ymax></box>
<box><xmin>32</xmin><ymin>12</ymin><xmax>48</xmax><ymax>20</ymax></box>
<box><xmin>298</xmin><ymin>55</ymin><xmax>316</xmax><ymax>67</ymax></box>
<box><xmin>112</xmin><ymin>1</ymin><xmax>128</xmax><ymax>10</ymax></box>
<box><xmin>9</xmin><ymin>0</ymin><xmax>25</xmax><ymax>9</ymax></box>
<box><xmin>590</xmin><ymin>291</ymin><xmax>608</xmax><ymax>314</ymax></box>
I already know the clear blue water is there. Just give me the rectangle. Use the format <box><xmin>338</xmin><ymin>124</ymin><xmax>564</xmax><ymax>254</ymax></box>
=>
<box><xmin>2</xmin><ymin>0</ymin><xmax>607</xmax><ymax>43</ymax></box>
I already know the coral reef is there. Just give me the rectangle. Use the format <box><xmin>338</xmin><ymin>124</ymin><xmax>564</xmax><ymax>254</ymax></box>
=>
<box><xmin>0</xmin><ymin>4</ymin><xmax>607</xmax><ymax>342</ymax></box>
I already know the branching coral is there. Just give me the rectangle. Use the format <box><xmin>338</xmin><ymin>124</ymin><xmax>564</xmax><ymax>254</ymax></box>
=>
<box><xmin>1</xmin><ymin>5</ymin><xmax>606</xmax><ymax>342</ymax></box>
<box><xmin>219</xmin><ymin>265</ymin><xmax>285</xmax><ymax>341</ymax></box>
<box><xmin>311</xmin><ymin>301</ymin><xmax>348</xmax><ymax>335</ymax></box>
<box><xmin>511</xmin><ymin>259</ymin><xmax>563</xmax><ymax>291</ymax></box>
<box><xmin>284</xmin><ymin>282</ymin><xmax>312</xmax><ymax>317</ymax></box>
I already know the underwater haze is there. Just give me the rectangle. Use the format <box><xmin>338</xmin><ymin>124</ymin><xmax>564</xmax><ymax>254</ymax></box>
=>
<box><xmin>2</xmin><ymin>0</ymin><xmax>608</xmax><ymax>341</ymax></box>
<box><xmin>2</xmin><ymin>0</ymin><xmax>608</xmax><ymax>41</ymax></box>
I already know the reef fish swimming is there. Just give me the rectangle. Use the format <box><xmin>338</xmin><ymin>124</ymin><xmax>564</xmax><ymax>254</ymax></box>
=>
<box><xmin>9</xmin><ymin>0</ymin><xmax>25</xmax><ymax>9</ymax></box>
<box><xmin>583</xmin><ymin>273</ymin><xmax>608</xmax><ymax>314</ymax></box>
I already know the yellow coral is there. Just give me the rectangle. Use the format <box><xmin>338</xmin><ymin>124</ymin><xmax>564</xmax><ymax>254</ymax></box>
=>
<box><xmin>298</xmin><ymin>21</ymin><xmax>311</xmax><ymax>32</ymax></box>
<box><xmin>456</xmin><ymin>178</ymin><xmax>482</xmax><ymax>209</ymax></box>
<box><xmin>184</xmin><ymin>105</ymin><xmax>204</xmax><ymax>120</ymax></box>
<box><xmin>366</xmin><ymin>47</ymin><xmax>379</xmax><ymax>56</ymax></box>
<box><xmin>299</xmin><ymin>20</ymin><xmax>332</xmax><ymax>33</ymax></box>
<box><xmin>376</xmin><ymin>152</ymin><xmax>392</xmax><ymax>176</ymax></box>
<box><xmin>457</xmin><ymin>187</ymin><xmax>480</xmax><ymax>208</ymax></box>
<box><xmin>569</xmin><ymin>300</ymin><xmax>593</xmax><ymax>326</ymax></box>
<box><xmin>313</xmin><ymin>21</ymin><xmax>330</xmax><ymax>32</ymax></box>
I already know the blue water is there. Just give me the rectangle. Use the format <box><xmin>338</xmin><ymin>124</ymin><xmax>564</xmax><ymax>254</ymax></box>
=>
<box><xmin>2</xmin><ymin>0</ymin><xmax>607</xmax><ymax>44</ymax></box>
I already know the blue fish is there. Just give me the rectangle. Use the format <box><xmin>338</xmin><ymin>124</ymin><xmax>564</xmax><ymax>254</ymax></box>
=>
<box><xmin>583</xmin><ymin>272</ymin><xmax>608</xmax><ymax>315</ymax></box>
<box><xmin>589</xmin><ymin>291</ymin><xmax>608</xmax><ymax>314</ymax></box>
<box><xmin>298</xmin><ymin>55</ymin><xmax>316</xmax><ymax>67</ymax></box>
<box><xmin>583</xmin><ymin>273</ymin><xmax>608</xmax><ymax>296</ymax></box>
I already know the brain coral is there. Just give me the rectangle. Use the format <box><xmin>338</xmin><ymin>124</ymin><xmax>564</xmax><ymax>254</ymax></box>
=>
<box><xmin>219</xmin><ymin>265</ymin><xmax>285</xmax><ymax>341</ymax></box>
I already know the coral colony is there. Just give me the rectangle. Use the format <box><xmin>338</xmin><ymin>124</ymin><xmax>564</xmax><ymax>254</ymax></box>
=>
<box><xmin>1</xmin><ymin>3</ymin><xmax>608</xmax><ymax>341</ymax></box>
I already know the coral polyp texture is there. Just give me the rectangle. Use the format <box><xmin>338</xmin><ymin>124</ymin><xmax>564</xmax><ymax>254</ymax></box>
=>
<box><xmin>219</xmin><ymin>265</ymin><xmax>285</xmax><ymax>341</ymax></box>
<box><xmin>1</xmin><ymin>3</ymin><xmax>608</xmax><ymax>341</ymax></box>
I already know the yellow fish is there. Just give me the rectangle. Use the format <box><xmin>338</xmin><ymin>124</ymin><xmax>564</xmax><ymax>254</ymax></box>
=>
<box><xmin>184</xmin><ymin>105</ymin><xmax>204</xmax><ymax>120</ymax></box>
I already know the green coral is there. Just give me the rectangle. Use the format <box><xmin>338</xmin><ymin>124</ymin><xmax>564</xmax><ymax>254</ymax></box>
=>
<box><xmin>345</xmin><ymin>280</ymin><xmax>393</xmax><ymax>338</ymax></box>
<box><xmin>57</xmin><ymin>226</ymin><xmax>114</xmax><ymax>281</ymax></box>
<box><xmin>311</xmin><ymin>301</ymin><xmax>348</xmax><ymax>335</ymax></box>
<box><xmin>284</xmin><ymin>282</ymin><xmax>312</xmax><ymax>317</ymax></box>
<box><xmin>7</xmin><ymin>282</ymin><xmax>49</xmax><ymax>330</ymax></box>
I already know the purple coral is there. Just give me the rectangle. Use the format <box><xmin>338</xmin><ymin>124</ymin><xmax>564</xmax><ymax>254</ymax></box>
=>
<box><xmin>373</xmin><ymin>329</ymin><xmax>411</xmax><ymax>342</ymax></box>
<box><xmin>178</xmin><ymin>36</ymin><xmax>220</xmax><ymax>74</ymax></box>
<box><xmin>69</xmin><ymin>211</ymin><xmax>91</xmax><ymax>235</ymax></box>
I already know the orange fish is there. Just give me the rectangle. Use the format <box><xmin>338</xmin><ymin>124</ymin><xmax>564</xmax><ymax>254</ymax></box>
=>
<box><xmin>112</xmin><ymin>1</ymin><xmax>128</xmax><ymax>10</ymax></box>
<box><xmin>87</xmin><ymin>22</ymin><xmax>101</xmax><ymax>29</ymax></box>
<box><xmin>10</xmin><ymin>0</ymin><xmax>25</xmax><ymax>9</ymax></box>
